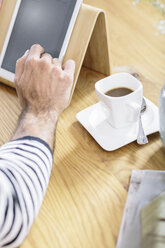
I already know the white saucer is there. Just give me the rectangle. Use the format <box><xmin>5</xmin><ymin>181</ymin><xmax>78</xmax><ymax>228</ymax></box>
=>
<box><xmin>76</xmin><ymin>97</ymin><xmax>159</xmax><ymax>151</ymax></box>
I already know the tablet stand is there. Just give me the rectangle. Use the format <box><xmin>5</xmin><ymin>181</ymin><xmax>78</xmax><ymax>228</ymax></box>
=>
<box><xmin>63</xmin><ymin>4</ymin><xmax>111</xmax><ymax>98</ymax></box>
<box><xmin>0</xmin><ymin>2</ymin><xmax>111</xmax><ymax>98</ymax></box>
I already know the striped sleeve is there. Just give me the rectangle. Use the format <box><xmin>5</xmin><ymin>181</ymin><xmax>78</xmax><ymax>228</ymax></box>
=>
<box><xmin>0</xmin><ymin>136</ymin><xmax>53</xmax><ymax>248</ymax></box>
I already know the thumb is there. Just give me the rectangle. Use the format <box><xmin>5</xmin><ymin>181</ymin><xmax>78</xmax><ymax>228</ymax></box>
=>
<box><xmin>15</xmin><ymin>50</ymin><xmax>29</xmax><ymax>84</ymax></box>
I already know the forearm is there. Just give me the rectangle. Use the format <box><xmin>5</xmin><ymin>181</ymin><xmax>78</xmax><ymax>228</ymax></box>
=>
<box><xmin>0</xmin><ymin>109</ymin><xmax>57</xmax><ymax>247</ymax></box>
<box><xmin>12</xmin><ymin>108</ymin><xmax>59</xmax><ymax>150</ymax></box>
<box><xmin>0</xmin><ymin>137</ymin><xmax>53</xmax><ymax>247</ymax></box>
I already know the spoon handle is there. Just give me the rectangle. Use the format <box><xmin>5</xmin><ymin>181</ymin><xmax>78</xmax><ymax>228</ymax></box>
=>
<box><xmin>159</xmin><ymin>85</ymin><xmax>165</xmax><ymax>147</ymax></box>
<box><xmin>137</xmin><ymin>114</ymin><xmax>148</xmax><ymax>145</ymax></box>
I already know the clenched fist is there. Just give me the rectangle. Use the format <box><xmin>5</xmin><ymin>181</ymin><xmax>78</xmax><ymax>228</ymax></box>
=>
<box><xmin>15</xmin><ymin>44</ymin><xmax>75</xmax><ymax>116</ymax></box>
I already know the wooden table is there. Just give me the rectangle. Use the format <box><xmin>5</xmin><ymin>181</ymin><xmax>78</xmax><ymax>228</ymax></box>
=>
<box><xmin>0</xmin><ymin>0</ymin><xmax>165</xmax><ymax>247</ymax></box>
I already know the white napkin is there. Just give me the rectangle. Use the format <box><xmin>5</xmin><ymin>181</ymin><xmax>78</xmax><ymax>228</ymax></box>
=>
<box><xmin>141</xmin><ymin>191</ymin><xmax>165</xmax><ymax>248</ymax></box>
<box><xmin>116</xmin><ymin>170</ymin><xmax>165</xmax><ymax>248</ymax></box>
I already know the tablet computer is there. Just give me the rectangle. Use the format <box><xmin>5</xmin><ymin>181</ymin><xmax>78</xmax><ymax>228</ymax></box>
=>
<box><xmin>0</xmin><ymin>0</ymin><xmax>82</xmax><ymax>84</ymax></box>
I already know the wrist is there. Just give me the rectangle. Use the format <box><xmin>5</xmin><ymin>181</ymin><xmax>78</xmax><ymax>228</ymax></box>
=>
<box><xmin>25</xmin><ymin>108</ymin><xmax>59</xmax><ymax>124</ymax></box>
<box><xmin>12</xmin><ymin>107</ymin><xmax>59</xmax><ymax>150</ymax></box>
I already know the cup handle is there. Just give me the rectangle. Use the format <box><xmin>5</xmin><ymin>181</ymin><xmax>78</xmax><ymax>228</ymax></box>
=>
<box><xmin>127</xmin><ymin>102</ymin><xmax>141</xmax><ymax>123</ymax></box>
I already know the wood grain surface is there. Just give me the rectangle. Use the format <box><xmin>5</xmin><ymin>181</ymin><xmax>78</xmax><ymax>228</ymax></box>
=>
<box><xmin>0</xmin><ymin>0</ymin><xmax>165</xmax><ymax>247</ymax></box>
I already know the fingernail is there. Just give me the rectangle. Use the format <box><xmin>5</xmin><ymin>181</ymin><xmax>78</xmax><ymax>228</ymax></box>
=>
<box><xmin>24</xmin><ymin>50</ymin><xmax>29</xmax><ymax>56</ymax></box>
<box><xmin>70</xmin><ymin>59</ymin><xmax>75</xmax><ymax>64</ymax></box>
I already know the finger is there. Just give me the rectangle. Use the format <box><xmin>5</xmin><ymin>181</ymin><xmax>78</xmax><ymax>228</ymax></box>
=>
<box><xmin>15</xmin><ymin>50</ymin><xmax>29</xmax><ymax>83</ymax></box>
<box><xmin>41</xmin><ymin>53</ymin><xmax>53</xmax><ymax>63</ymax></box>
<box><xmin>0</xmin><ymin>0</ymin><xmax>2</xmax><ymax>8</ymax></box>
<box><xmin>63</xmin><ymin>60</ymin><xmax>75</xmax><ymax>75</ymax></box>
<box><xmin>27</xmin><ymin>44</ymin><xmax>44</xmax><ymax>60</ymax></box>
<box><xmin>53</xmin><ymin>58</ymin><xmax>62</xmax><ymax>68</ymax></box>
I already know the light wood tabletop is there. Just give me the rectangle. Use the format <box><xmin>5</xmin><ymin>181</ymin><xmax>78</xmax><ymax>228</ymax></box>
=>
<box><xmin>0</xmin><ymin>0</ymin><xmax>165</xmax><ymax>247</ymax></box>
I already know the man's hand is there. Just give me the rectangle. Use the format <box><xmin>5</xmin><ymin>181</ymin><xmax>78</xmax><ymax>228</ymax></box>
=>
<box><xmin>15</xmin><ymin>44</ymin><xmax>75</xmax><ymax>116</ymax></box>
<box><xmin>13</xmin><ymin>44</ymin><xmax>75</xmax><ymax>149</ymax></box>
<box><xmin>0</xmin><ymin>0</ymin><xmax>2</xmax><ymax>9</ymax></box>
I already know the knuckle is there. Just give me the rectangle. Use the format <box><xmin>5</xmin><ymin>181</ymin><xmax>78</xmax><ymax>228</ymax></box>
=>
<box><xmin>52</xmin><ymin>66</ymin><xmax>61</xmax><ymax>76</ymax></box>
<box><xmin>31</xmin><ymin>43</ymin><xmax>43</xmax><ymax>50</ymax></box>
<box><xmin>26</xmin><ymin>57</ymin><xmax>37</xmax><ymax>67</ymax></box>
<box><xmin>40</xmin><ymin>59</ymin><xmax>50</xmax><ymax>69</ymax></box>
<box><xmin>59</xmin><ymin>74</ymin><xmax>64</xmax><ymax>81</ymax></box>
<box><xmin>14</xmin><ymin>76</ymin><xmax>21</xmax><ymax>88</ymax></box>
<box><xmin>44</xmin><ymin>53</ymin><xmax>51</xmax><ymax>58</ymax></box>
<box><xmin>16</xmin><ymin>58</ymin><xmax>22</xmax><ymax>65</ymax></box>
<box><xmin>64</xmin><ymin>73</ymin><xmax>72</xmax><ymax>83</ymax></box>
<box><xmin>14</xmin><ymin>76</ymin><xmax>18</xmax><ymax>85</ymax></box>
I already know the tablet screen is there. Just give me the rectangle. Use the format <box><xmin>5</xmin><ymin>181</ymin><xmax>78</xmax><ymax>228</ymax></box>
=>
<box><xmin>2</xmin><ymin>0</ymin><xmax>77</xmax><ymax>73</ymax></box>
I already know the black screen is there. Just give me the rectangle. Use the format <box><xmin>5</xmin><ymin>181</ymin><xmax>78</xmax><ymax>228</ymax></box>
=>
<box><xmin>2</xmin><ymin>0</ymin><xmax>77</xmax><ymax>73</ymax></box>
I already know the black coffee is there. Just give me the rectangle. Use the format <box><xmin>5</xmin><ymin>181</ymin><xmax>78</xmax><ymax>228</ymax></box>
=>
<box><xmin>105</xmin><ymin>87</ymin><xmax>133</xmax><ymax>97</ymax></box>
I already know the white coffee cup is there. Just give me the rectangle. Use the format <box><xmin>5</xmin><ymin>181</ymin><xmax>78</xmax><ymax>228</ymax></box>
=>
<box><xmin>95</xmin><ymin>72</ymin><xmax>143</xmax><ymax>129</ymax></box>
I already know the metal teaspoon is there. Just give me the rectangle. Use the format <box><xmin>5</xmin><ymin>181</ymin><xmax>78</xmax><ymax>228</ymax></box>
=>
<box><xmin>137</xmin><ymin>98</ymin><xmax>148</xmax><ymax>145</ymax></box>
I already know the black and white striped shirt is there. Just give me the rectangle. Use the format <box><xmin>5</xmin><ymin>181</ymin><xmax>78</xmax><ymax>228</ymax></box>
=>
<box><xmin>0</xmin><ymin>136</ymin><xmax>53</xmax><ymax>248</ymax></box>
